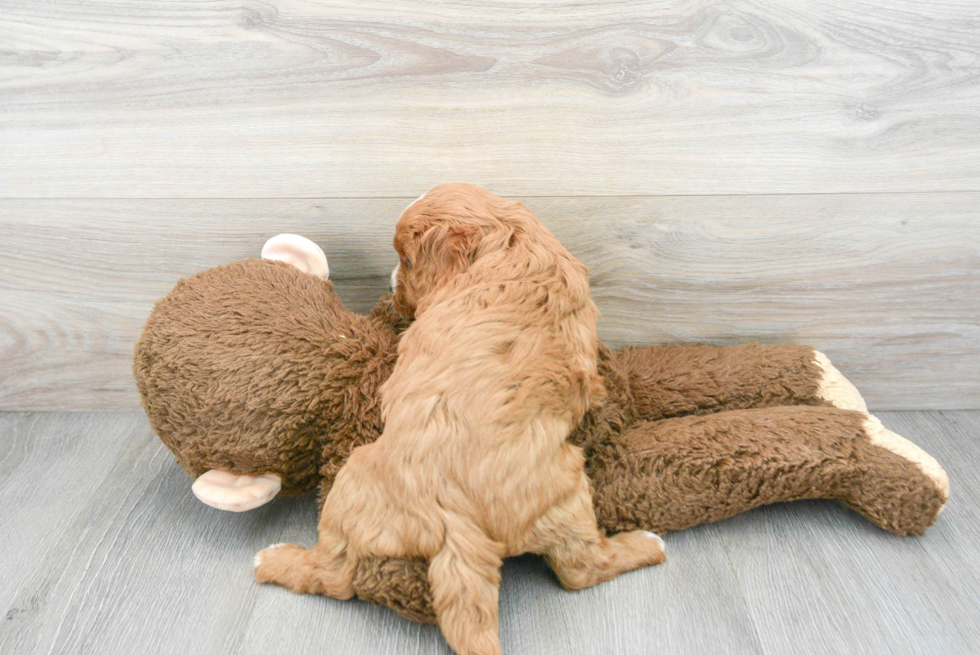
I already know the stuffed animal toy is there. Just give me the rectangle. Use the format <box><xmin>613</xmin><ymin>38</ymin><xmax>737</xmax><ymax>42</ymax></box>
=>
<box><xmin>133</xmin><ymin>234</ymin><xmax>949</xmax><ymax>625</ymax></box>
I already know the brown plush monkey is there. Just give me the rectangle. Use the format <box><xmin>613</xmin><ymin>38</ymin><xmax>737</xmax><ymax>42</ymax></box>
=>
<box><xmin>133</xmin><ymin>235</ymin><xmax>948</xmax><ymax>624</ymax></box>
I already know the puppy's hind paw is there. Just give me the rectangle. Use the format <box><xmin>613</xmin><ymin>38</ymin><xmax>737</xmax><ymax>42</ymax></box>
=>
<box><xmin>253</xmin><ymin>542</ymin><xmax>289</xmax><ymax>570</ymax></box>
<box><xmin>612</xmin><ymin>529</ymin><xmax>667</xmax><ymax>569</ymax></box>
<box><xmin>253</xmin><ymin>542</ymin><xmax>308</xmax><ymax>585</ymax></box>
<box><xmin>642</xmin><ymin>531</ymin><xmax>666</xmax><ymax>552</ymax></box>
<box><xmin>253</xmin><ymin>542</ymin><xmax>355</xmax><ymax>599</ymax></box>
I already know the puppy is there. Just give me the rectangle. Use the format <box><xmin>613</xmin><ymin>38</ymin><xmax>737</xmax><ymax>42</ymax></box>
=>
<box><xmin>255</xmin><ymin>184</ymin><xmax>665</xmax><ymax>655</ymax></box>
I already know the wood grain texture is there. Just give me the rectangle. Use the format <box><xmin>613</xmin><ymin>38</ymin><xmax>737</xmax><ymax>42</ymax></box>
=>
<box><xmin>0</xmin><ymin>412</ymin><xmax>144</xmax><ymax>613</ymax></box>
<box><xmin>0</xmin><ymin>414</ymin><xmax>282</xmax><ymax>655</ymax></box>
<box><xmin>0</xmin><ymin>410</ymin><xmax>976</xmax><ymax>653</ymax></box>
<box><xmin>1</xmin><ymin>0</ymin><xmax>978</xmax><ymax>197</ymax></box>
<box><xmin>2</xmin><ymin>194</ymin><xmax>977</xmax><ymax>410</ymax></box>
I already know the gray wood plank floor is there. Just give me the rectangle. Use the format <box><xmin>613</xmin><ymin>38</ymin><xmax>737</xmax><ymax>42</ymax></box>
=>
<box><xmin>1</xmin><ymin>410</ymin><xmax>977</xmax><ymax>654</ymax></box>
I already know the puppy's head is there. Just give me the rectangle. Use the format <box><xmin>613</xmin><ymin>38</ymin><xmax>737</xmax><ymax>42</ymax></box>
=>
<box><xmin>392</xmin><ymin>183</ymin><xmax>527</xmax><ymax>317</ymax></box>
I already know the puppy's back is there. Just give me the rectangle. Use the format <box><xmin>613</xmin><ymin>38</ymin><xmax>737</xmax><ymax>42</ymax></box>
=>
<box><xmin>384</xmin><ymin>214</ymin><xmax>602</xmax><ymax>445</ymax></box>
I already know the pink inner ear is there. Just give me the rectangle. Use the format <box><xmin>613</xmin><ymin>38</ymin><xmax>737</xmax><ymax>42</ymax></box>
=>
<box><xmin>192</xmin><ymin>470</ymin><xmax>282</xmax><ymax>512</ymax></box>
<box><xmin>261</xmin><ymin>234</ymin><xmax>329</xmax><ymax>280</ymax></box>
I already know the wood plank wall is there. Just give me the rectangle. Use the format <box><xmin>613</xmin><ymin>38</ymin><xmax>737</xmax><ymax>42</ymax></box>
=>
<box><xmin>1</xmin><ymin>1</ymin><xmax>978</xmax><ymax>410</ymax></box>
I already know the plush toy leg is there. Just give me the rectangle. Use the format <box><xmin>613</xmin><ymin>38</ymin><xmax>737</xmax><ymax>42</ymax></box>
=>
<box><xmin>347</xmin><ymin>408</ymin><xmax>947</xmax><ymax>627</ymax></box>
<box><xmin>191</xmin><ymin>470</ymin><xmax>281</xmax><ymax>512</ymax></box>
<box><xmin>614</xmin><ymin>343</ymin><xmax>866</xmax><ymax>420</ymax></box>
<box><xmin>590</xmin><ymin>405</ymin><xmax>948</xmax><ymax>536</ymax></box>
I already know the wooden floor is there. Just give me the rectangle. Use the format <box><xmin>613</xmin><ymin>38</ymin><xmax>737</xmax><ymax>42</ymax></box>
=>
<box><xmin>0</xmin><ymin>410</ymin><xmax>977</xmax><ymax>654</ymax></box>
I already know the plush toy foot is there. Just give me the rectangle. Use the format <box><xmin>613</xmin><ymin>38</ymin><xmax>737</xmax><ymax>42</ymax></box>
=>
<box><xmin>191</xmin><ymin>469</ymin><xmax>282</xmax><ymax>512</ymax></box>
<box><xmin>261</xmin><ymin>234</ymin><xmax>329</xmax><ymax>280</ymax></box>
<box><xmin>593</xmin><ymin>405</ymin><xmax>948</xmax><ymax>537</ymax></box>
<box><xmin>813</xmin><ymin>350</ymin><xmax>868</xmax><ymax>412</ymax></box>
<box><xmin>848</xmin><ymin>414</ymin><xmax>950</xmax><ymax>533</ymax></box>
<box><xmin>863</xmin><ymin>415</ymin><xmax>949</xmax><ymax>498</ymax></box>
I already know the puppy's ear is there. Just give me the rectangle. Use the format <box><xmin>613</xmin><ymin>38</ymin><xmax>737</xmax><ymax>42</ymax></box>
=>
<box><xmin>420</xmin><ymin>222</ymin><xmax>483</xmax><ymax>282</ymax></box>
<box><xmin>411</xmin><ymin>222</ymin><xmax>483</xmax><ymax>317</ymax></box>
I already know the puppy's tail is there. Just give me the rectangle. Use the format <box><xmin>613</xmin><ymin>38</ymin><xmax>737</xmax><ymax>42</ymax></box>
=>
<box><xmin>429</xmin><ymin>518</ymin><xmax>506</xmax><ymax>655</ymax></box>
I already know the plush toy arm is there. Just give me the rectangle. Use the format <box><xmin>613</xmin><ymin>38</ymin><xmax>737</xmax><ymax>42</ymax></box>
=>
<box><xmin>589</xmin><ymin>405</ymin><xmax>948</xmax><ymax>537</ymax></box>
<box><xmin>615</xmin><ymin>343</ymin><xmax>867</xmax><ymax>422</ymax></box>
<box><xmin>369</xmin><ymin>293</ymin><xmax>414</xmax><ymax>336</ymax></box>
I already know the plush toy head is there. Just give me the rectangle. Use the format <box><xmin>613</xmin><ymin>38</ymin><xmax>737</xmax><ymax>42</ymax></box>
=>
<box><xmin>133</xmin><ymin>235</ymin><xmax>404</xmax><ymax>511</ymax></box>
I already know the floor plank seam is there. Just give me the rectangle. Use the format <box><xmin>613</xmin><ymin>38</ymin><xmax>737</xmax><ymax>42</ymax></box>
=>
<box><xmin>2</xmin><ymin>189</ymin><xmax>980</xmax><ymax>202</ymax></box>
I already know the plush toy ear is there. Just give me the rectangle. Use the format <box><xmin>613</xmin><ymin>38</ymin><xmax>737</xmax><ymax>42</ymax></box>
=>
<box><xmin>191</xmin><ymin>470</ymin><xmax>282</xmax><ymax>512</ymax></box>
<box><xmin>261</xmin><ymin>234</ymin><xmax>329</xmax><ymax>280</ymax></box>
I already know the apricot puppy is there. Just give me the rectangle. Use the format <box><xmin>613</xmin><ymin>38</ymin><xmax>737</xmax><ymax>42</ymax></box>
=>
<box><xmin>255</xmin><ymin>184</ymin><xmax>665</xmax><ymax>655</ymax></box>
